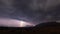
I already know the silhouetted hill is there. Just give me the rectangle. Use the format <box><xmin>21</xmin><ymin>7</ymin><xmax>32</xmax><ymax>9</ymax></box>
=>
<box><xmin>0</xmin><ymin>22</ymin><xmax>60</xmax><ymax>34</ymax></box>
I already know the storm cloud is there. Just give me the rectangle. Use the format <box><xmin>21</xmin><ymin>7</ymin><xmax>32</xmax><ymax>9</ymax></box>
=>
<box><xmin>0</xmin><ymin>0</ymin><xmax>60</xmax><ymax>27</ymax></box>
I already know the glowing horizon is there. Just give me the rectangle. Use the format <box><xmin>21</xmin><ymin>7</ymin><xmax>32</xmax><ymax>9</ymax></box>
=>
<box><xmin>0</xmin><ymin>18</ymin><xmax>35</xmax><ymax>27</ymax></box>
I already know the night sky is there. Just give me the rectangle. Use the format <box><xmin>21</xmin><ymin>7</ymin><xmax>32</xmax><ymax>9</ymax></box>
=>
<box><xmin>0</xmin><ymin>0</ymin><xmax>60</xmax><ymax>27</ymax></box>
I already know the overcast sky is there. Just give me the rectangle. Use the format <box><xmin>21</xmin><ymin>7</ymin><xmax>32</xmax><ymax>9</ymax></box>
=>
<box><xmin>0</xmin><ymin>0</ymin><xmax>60</xmax><ymax>27</ymax></box>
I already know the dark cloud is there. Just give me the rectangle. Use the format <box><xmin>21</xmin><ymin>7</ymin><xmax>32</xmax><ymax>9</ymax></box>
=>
<box><xmin>0</xmin><ymin>0</ymin><xmax>60</xmax><ymax>27</ymax></box>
